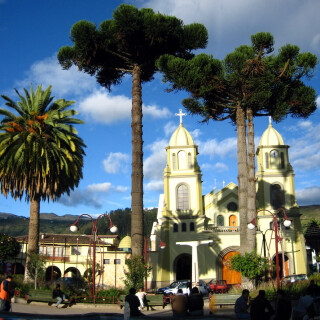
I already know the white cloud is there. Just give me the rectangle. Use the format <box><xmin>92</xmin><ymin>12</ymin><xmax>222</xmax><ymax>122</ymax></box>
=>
<box><xmin>144</xmin><ymin>140</ymin><xmax>167</xmax><ymax>180</ymax></box>
<box><xmin>296</xmin><ymin>186</ymin><xmax>320</xmax><ymax>206</ymax></box>
<box><xmin>297</xmin><ymin>121</ymin><xmax>312</xmax><ymax>129</ymax></box>
<box><xmin>199</xmin><ymin>137</ymin><xmax>237</xmax><ymax>159</ymax></box>
<box><xmin>16</xmin><ymin>56</ymin><xmax>96</xmax><ymax>97</ymax></box>
<box><xmin>113</xmin><ymin>186</ymin><xmax>128</xmax><ymax>193</ymax></box>
<box><xmin>103</xmin><ymin>152</ymin><xmax>130</xmax><ymax>174</ymax></box>
<box><xmin>145</xmin><ymin>180</ymin><xmax>164</xmax><ymax>191</ymax></box>
<box><xmin>164</xmin><ymin>121</ymin><xmax>177</xmax><ymax>137</ymax></box>
<box><xmin>316</xmin><ymin>96</ymin><xmax>320</xmax><ymax>109</ymax></box>
<box><xmin>143</xmin><ymin>104</ymin><xmax>171</xmax><ymax>118</ymax></box>
<box><xmin>214</xmin><ymin>162</ymin><xmax>229</xmax><ymax>172</ymax></box>
<box><xmin>87</xmin><ymin>182</ymin><xmax>111</xmax><ymax>193</ymax></box>
<box><xmin>190</xmin><ymin>129</ymin><xmax>202</xmax><ymax>139</ymax></box>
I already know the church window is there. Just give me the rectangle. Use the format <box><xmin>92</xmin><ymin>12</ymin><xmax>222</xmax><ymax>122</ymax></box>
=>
<box><xmin>227</xmin><ymin>202</ymin><xmax>237</xmax><ymax>212</ymax></box>
<box><xmin>281</xmin><ymin>152</ymin><xmax>284</xmax><ymax>169</ymax></box>
<box><xmin>182</xmin><ymin>223</ymin><xmax>187</xmax><ymax>232</ymax></box>
<box><xmin>265</xmin><ymin>153</ymin><xmax>269</xmax><ymax>169</ymax></box>
<box><xmin>190</xmin><ymin>222</ymin><xmax>195</xmax><ymax>231</ymax></box>
<box><xmin>173</xmin><ymin>223</ymin><xmax>178</xmax><ymax>232</ymax></box>
<box><xmin>177</xmin><ymin>184</ymin><xmax>189</xmax><ymax>210</ymax></box>
<box><xmin>217</xmin><ymin>215</ymin><xmax>224</xmax><ymax>226</ymax></box>
<box><xmin>172</xmin><ymin>153</ymin><xmax>176</xmax><ymax>170</ymax></box>
<box><xmin>229</xmin><ymin>215</ymin><xmax>237</xmax><ymax>227</ymax></box>
<box><xmin>178</xmin><ymin>151</ymin><xmax>186</xmax><ymax>169</ymax></box>
<box><xmin>270</xmin><ymin>184</ymin><xmax>284</xmax><ymax>209</ymax></box>
<box><xmin>188</xmin><ymin>153</ymin><xmax>192</xmax><ymax>169</ymax></box>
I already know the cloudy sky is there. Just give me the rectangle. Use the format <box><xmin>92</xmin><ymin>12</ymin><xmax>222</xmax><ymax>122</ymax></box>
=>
<box><xmin>0</xmin><ymin>0</ymin><xmax>319</xmax><ymax>218</ymax></box>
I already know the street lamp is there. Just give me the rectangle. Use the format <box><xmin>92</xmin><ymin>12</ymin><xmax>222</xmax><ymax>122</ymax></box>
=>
<box><xmin>144</xmin><ymin>233</ymin><xmax>166</xmax><ymax>292</ymax></box>
<box><xmin>70</xmin><ymin>213</ymin><xmax>118</xmax><ymax>304</ymax></box>
<box><xmin>248</xmin><ymin>208</ymin><xmax>292</xmax><ymax>290</ymax></box>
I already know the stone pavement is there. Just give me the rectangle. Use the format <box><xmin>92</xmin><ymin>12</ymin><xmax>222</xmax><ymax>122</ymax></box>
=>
<box><xmin>5</xmin><ymin>298</ymin><xmax>237</xmax><ymax>319</ymax></box>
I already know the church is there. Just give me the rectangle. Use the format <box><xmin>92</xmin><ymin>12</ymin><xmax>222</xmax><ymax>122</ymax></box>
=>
<box><xmin>148</xmin><ymin>110</ymin><xmax>308</xmax><ymax>289</ymax></box>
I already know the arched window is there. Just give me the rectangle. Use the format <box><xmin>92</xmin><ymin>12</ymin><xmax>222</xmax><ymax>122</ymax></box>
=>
<box><xmin>177</xmin><ymin>184</ymin><xmax>189</xmax><ymax>210</ymax></box>
<box><xmin>217</xmin><ymin>215</ymin><xmax>224</xmax><ymax>226</ymax></box>
<box><xmin>190</xmin><ymin>222</ymin><xmax>195</xmax><ymax>231</ymax></box>
<box><xmin>270</xmin><ymin>184</ymin><xmax>284</xmax><ymax>209</ymax></box>
<box><xmin>182</xmin><ymin>223</ymin><xmax>187</xmax><ymax>232</ymax></box>
<box><xmin>265</xmin><ymin>152</ymin><xmax>269</xmax><ymax>169</ymax></box>
<box><xmin>172</xmin><ymin>153</ymin><xmax>176</xmax><ymax>170</ymax></box>
<box><xmin>281</xmin><ymin>152</ymin><xmax>284</xmax><ymax>169</ymax></box>
<box><xmin>229</xmin><ymin>215</ymin><xmax>237</xmax><ymax>227</ymax></box>
<box><xmin>173</xmin><ymin>223</ymin><xmax>178</xmax><ymax>232</ymax></box>
<box><xmin>178</xmin><ymin>151</ymin><xmax>186</xmax><ymax>170</ymax></box>
<box><xmin>227</xmin><ymin>202</ymin><xmax>237</xmax><ymax>212</ymax></box>
<box><xmin>188</xmin><ymin>153</ymin><xmax>192</xmax><ymax>169</ymax></box>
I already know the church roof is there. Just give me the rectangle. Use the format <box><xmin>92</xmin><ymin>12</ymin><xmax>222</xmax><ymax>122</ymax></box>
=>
<box><xmin>118</xmin><ymin>235</ymin><xmax>131</xmax><ymax>249</ymax></box>
<box><xmin>259</xmin><ymin>120</ymin><xmax>284</xmax><ymax>147</ymax></box>
<box><xmin>169</xmin><ymin>124</ymin><xmax>194</xmax><ymax>147</ymax></box>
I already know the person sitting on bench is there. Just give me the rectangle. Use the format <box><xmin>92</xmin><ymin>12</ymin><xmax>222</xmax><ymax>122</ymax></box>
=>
<box><xmin>52</xmin><ymin>284</ymin><xmax>65</xmax><ymax>308</ymax></box>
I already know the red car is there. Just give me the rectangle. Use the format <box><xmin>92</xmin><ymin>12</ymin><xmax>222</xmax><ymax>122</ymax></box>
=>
<box><xmin>208</xmin><ymin>280</ymin><xmax>227</xmax><ymax>293</ymax></box>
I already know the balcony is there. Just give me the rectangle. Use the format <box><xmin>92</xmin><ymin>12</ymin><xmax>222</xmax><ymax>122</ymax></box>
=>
<box><xmin>203</xmin><ymin>226</ymin><xmax>239</xmax><ymax>233</ymax></box>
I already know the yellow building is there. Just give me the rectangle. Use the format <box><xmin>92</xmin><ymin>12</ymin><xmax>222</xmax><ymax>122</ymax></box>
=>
<box><xmin>149</xmin><ymin>114</ymin><xmax>308</xmax><ymax>289</ymax></box>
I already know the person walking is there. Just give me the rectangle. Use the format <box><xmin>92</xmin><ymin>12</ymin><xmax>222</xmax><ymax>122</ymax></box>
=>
<box><xmin>171</xmin><ymin>288</ymin><xmax>188</xmax><ymax>317</ymax></box>
<box><xmin>52</xmin><ymin>284</ymin><xmax>66</xmax><ymax>308</ymax></box>
<box><xmin>188</xmin><ymin>287</ymin><xmax>204</xmax><ymax>316</ymax></box>
<box><xmin>250</xmin><ymin>290</ymin><xmax>274</xmax><ymax>320</ymax></box>
<box><xmin>235</xmin><ymin>289</ymin><xmax>251</xmax><ymax>319</ymax></box>
<box><xmin>0</xmin><ymin>275</ymin><xmax>12</xmax><ymax>312</ymax></box>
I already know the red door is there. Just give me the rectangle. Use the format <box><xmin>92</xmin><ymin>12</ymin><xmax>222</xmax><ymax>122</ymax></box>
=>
<box><xmin>222</xmin><ymin>251</ymin><xmax>241</xmax><ymax>285</ymax></box>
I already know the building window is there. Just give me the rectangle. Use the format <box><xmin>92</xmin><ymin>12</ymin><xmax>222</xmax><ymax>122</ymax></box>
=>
<box><xmin>188</xmin><ymin>153</ymin><xmax>192</xmax><ymax>169</ymax></box>
<box><xmin>190</xmin><ymin>222</ymin><xmax>195</xmax><ymax>231</ymax></box>
<box><xmin>173</xmin><ymin>223</ymin><xmax>178</xmax><ymax>232</ymax></box>
<box><xmin>270</xmin><ymin>184</ymin><xmax>284</xmax><ymax>209</ymax></box>
<box><xmin>229</xmin><ymin>215</ymin><xmax>237</xmax><ymax>227</ymax></box>
<box><xmin>177</xmin><ymin>184</ymin><xmax>189</xmax><ymax>210</ymax></box>
<box><xmin>172</xmin><ymin>153</ymin><xmax>176</xmax><ymax>170</ymax></box>
<box><xmin>217</xmin><ymin>215</ymin><xmax>224</xmax><ymax>226</ymax></box>
<box><xmin>182</xmin><ymin>223</ymin><xmax>187</xmax><ymax>232</ymax></box>
<box><xmin>71</xmin><ymin>246</ymin><xmax>81</xmax><ymax>256</ymax></box>
<box><xmin>227</xmin><ymin>202</ymin><xmax>237</xmax><ymax>212</ymax></box>
<box><xmin>281</xmin><ymin>152</ymin><xmax>284</xmax><ymax>169</ymax></box>
<box><xmin>114</xmin><ymin>259</ymin><xmax>121</xmax><ymax>265</ymax></box>
<box><xmin>265</xmin><ymin>152</ymin><xmax>269</xmax><ymax>169</ymax></box>
<box><xmin>104</xmin><ymin>259</ymin><xmax>110</xmax><ymax>264</ymax></box>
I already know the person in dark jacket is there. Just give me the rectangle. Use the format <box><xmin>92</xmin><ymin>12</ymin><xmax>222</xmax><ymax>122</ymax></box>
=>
<box><xmin>125</xmin><ymin>287</ymin><xmax>142</xmax><ymax>317</ymax></box>
<box><xmin>250</xmin><ymin>290</ymin><xmax>274</xmax><ymax>320</ymax></box>
<box><xmin>188</xmin><ymin>287</ymin><xmax>204</xmax><ymax>316</ymax></box>
<box><xmin>273</xmin><ymin>289</ymin><xmax>292</xmax><ymax>320</ymax></box>
<box><xmin>234</xmin><ymin>289</ymin><xmax>251</xmax><ymax>319</ymax></box>
<box><xmin>52</xmin><ymin>284</ymin><xmax>66</xmax><ymax>308</ymax></box>
<box><xmin>171</xmin><ymin>288</ymin><xmax>188</xmax><ymax>317</ymax></box>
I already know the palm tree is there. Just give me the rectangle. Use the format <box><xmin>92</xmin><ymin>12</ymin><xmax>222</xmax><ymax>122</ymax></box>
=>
<box><xmin>0</xmin><ymin>84</ymin><xmax>86</xmax><ymax>271</ymax></box>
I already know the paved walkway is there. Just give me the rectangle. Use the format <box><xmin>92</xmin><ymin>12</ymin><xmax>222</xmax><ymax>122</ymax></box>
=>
<box><xmin>4</xmin><ymin>299</ymin><xmax>237</xmax><ymax>319</ymax></box>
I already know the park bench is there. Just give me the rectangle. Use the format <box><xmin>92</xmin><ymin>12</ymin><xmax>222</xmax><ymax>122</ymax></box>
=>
<box><xmin>26</xmin><ymin>289</ymin><xmax>71</xmax><ymax>306</ymax></box>
<box><xmin>118</xmin><ymin>294</ymin><xmax>166</xmax><ymax>310</ymax></box>
<box><xmin>209</xmin><ymin>293</ymin><xmax>239</xmax><ymax>308</ymax></box>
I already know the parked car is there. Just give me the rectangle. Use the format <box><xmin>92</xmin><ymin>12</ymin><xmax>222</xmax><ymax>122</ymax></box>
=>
<box><xmin>282</xmin><ymin>274</ymin><xmax>308</xmax><ymax>285</ymax></box>
<box><xmin>198</xmin><ymin>279</ymin><xmax>209</xmax><ymax>296</ymax></box>
<box><xmin>208</xmin><ymin>279</ymin><xmax>227</xmax><ymax>293</ymax></box>
<box><xmin>164</xmin><ymin>280</ymin><xmax>191</xmax><ymax>295</ymax></box>
<box><xmin>157</xmin><ymin>279</ymin><xmax>189</xmax><ymax>294</ymax></box>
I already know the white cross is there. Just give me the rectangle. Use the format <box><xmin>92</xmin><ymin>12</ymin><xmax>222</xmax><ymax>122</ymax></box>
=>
<box><xmin>175</xmin><ymin>108</ymin><xmax>187</xmax><ymax>124</ymax></box>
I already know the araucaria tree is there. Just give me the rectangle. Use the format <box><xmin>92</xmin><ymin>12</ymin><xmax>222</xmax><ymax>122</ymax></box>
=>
<box><xmin>57</xmin><ymin>4</ymin><xmax>208</xmax><ymax>256</ymax></box>
<box><xmin>157</xmin><ymin>32</ymin><xmax>317</xmax><ymax>255</ymax></box>
<box><xmin>0</xmin><ymin>85</ymin><xmax>86</xmax><ymax>272</ymax></box>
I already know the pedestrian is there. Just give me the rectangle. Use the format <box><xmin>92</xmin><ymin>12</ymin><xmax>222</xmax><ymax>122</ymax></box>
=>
<box><xmin>136</xmin><ymin>287</ymin><xmax>147</xmax><ymax>310</ymax></box>
<box><xmin>188</xmin><ymin>286</ymin><xmax>204</xmax><ymax>316</ymax></box>
<box><xmin>250</xmin><ymin>290</ymin><xmax>274</xmax><ymax>320</ymax></box>
<box><xmin>52</xmin><ymin>284</ymin><xmax>66</xmax><ymax>308</ymax></box>
<box><xmin>125</xmin><ymin>287</ymin><xmax>142</xmax><ymax>318</ymax></box>
<box><xmin>0</xmin><ymin>275</ymin><xmax>12</xmax><ymax>312</ymax></box>
<box><xmin>234</xmin><ymin>289</ymin><xmax>251</xmax><ymax>319</ymax></box>
<box><xmin>292</xmin><ymin>289</ymin><xmax>315</xmax><ymax>320</ymax></box>
<box><xmin>273</xmin><ymin>289</ymin><xmax>292</xmax><ymax>320</ymax></box>
<box><xmin>171</xmin><ymin>288</ymin><xmax>188</xmax><ymax>317</ymax></box>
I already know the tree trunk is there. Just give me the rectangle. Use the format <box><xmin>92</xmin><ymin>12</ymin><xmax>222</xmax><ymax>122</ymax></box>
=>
<box><xmin>246</xmin><ymin>108</ymin><xmax>256</xmax><ymax>252</ymax></box>
<box><xmin>25</xmin><ymin>197</ymin><xmax>40</xmax><ymax>280</ymax></box>
<box><xmin>131</xmin><ymin>64</ymin><xmax>144</xmax><ymax>257</ymax></box>
<box><xmin>236</xmin><ymin>105</ymin><xmax>248</xmax><ymax>255</ymax></box>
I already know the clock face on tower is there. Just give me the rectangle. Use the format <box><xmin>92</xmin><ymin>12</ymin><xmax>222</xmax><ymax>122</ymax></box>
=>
<box><xmin>270</xmin><ymin>150</ymin><xmax>279</xmax><ymax>158</ymax></box>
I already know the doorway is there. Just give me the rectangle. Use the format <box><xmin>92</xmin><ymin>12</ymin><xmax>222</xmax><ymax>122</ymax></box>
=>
<box><xmin>175</xmin><ymin>254</ymin><xmax>192</xmax><ymax>280</ymax></box>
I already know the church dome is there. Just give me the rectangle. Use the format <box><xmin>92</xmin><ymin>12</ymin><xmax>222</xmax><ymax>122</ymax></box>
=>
<box><xmin>118</xmin><ymin>235</ymin><xmax>131</xmax><ymax>250</ymax></box>
<box><xmin>169</xmin><ymin>124</ymin><xmax>194</xmax><ymax>147</ymax></box>
<box><xmin>259</xmin><ymin>122</ymin><xmax>284</xmax><ymax>146</ymax></box>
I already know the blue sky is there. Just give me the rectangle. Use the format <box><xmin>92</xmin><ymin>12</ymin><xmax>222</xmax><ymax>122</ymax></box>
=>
<box><xmin>0</xmin><ymin>0</ymin><xmax>319</xmax><ymax>218</ymax></box>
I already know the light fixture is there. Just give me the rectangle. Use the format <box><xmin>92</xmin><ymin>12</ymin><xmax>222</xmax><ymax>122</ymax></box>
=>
<box><xmin>110</xmin><ymin>225</ymin><xmax>118</xmax><ymax>233</ymax></box>
<box><xmin>283</xmin><ymin>219</ymin><xmax>292</xmax><ymax>227</ymax></box>
<box><xmin>70</xmin><ymin>225</ymin><xmax>79</xmax><ymax>232</ymax></box>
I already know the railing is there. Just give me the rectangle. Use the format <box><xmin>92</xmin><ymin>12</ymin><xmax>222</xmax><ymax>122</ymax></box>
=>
<box><xmin>204</xmin><ymin>226</ymin><xmax>239</xmax><ymax>233</ymax></box>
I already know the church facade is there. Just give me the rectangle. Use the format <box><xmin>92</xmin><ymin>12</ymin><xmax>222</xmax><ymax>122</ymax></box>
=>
<box><xmin>148</xmin><ymin>113</ymin><xmax>308</xmax><ymax>288</ymax></box>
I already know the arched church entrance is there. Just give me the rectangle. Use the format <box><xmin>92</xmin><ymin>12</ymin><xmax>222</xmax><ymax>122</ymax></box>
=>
<box><xmin>273</xmin><ymin>254</ymin><xmax>289</xmax><ymax>278</ymax></box>
<box><xmin>45</xmin><ymin>266</ymin><xmax>61</xmax><ymax>282</ymax></box>
<box><xmin>222</xmin><ymin>251</ymin><xmax>241</xmax><ymax>285</ymax></box>
<box><xmin>174</xmin><ymin>254</ymin><xmax>191</xmax><ymax>280</ymax></box>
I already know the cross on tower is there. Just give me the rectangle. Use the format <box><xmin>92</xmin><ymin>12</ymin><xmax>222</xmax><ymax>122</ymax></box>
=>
<box><xmin>175</xmin><ymin>108</ymin><xmax>187</xmax><ymax>124</ymax></box>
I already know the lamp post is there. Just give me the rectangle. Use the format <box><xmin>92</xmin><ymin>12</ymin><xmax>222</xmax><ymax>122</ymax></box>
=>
<box><xmin>144</xmin><ymin>233</ymin><xmax>166</xmax><ymax>292</ymax></box>
<box><xmin>70</xmin><ymin>213</ymin><xmax>118</xmax><ymax>304</ymax></box>
<box><xmin>248</xmin><ymin>208</ymin><xmax>291</xmax><ymax>290</ymax></box>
